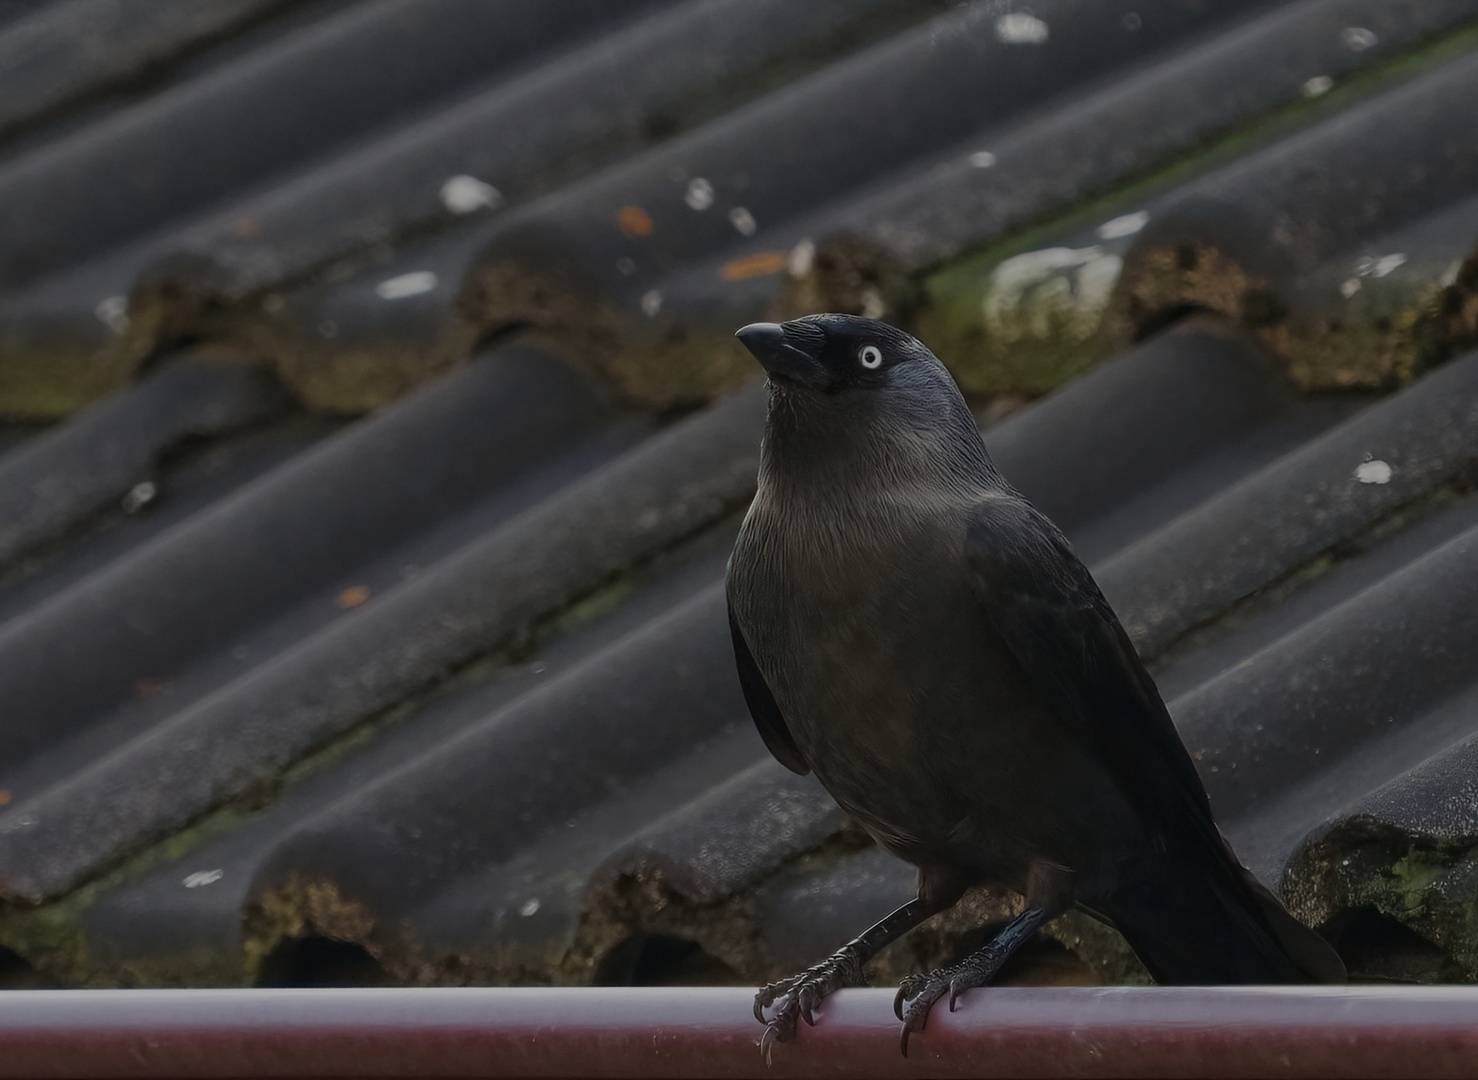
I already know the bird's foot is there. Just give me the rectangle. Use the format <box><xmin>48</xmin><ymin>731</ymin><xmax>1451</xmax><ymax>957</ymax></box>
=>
<box><xmin>753</xmin><ymin>947</ymin><xmax>867</xmax><ymax>1062</ymax></box>
<box><xmin>893</xmin><ymin>941</ymin><xmax>1011</xmax><ymax>1056</ymax></box>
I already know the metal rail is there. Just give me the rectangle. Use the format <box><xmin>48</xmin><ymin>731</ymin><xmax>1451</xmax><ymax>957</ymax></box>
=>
<box><xmin>1</xmin><ymin>985</ymin><xmax>1476</xmax><ymax>1078</ymax></box>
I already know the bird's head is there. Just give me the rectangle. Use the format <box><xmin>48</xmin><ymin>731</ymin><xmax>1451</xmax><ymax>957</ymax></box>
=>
<box><xmin>735</xmin><ymin>314</ymin><xmax>992</xmax><ymax>487</ymax></box>
<box><xmin>735</xmin><ymin>314</ymin><xmax>941</xmax><ymax>396</ymax></box>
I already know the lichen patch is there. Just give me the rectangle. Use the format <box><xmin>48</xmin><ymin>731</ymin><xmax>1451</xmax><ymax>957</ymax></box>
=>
<box><xmin>243</xmin><ymin>875</ymin><xmax>381</xmax><ymax>982</ymax></box>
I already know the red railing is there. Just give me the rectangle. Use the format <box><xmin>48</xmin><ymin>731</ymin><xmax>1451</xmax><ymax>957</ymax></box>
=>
<box><xmin>1</xmin><ymin>985</ymin><xmax>1476</xmax><ymax>1078</ymax></box>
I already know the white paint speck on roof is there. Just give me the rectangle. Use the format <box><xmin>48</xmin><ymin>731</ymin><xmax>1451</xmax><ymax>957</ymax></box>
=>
<box><xmin>640</xmin><ymin>289</ymin><xmax>663</xmax><ymax>317</ymax></box>
<box><xmin>440</xmin><ymin>175</ymin><xmax>502</xmax><ymax>215</ymax></box>
<box><xmin>1341</xmin><ymin>27</ymin><xmax>1377</xmax><ymax>51</ymax></box>
<box><xmin>729</xmin><ymin>206</ymin><xmax>757</xmax><ymax>236</ymax></box>
<box><xmin>376</xmin><ymin>271</ymin><xmax>438</xmax><ymax>300</ymax></box>
<box><xmin>1372</xmin><ymin>253</ymin><xmax>1406</xmax><ymax>278</ymax></box>
<box><xmin>1355</xmin><ymin>459</ymin><xmax>1393</xmax><ymax>485</ymax></box>
<box><xmin>996</xmin><ymin>13</ymin><xmax>1048</xmax><ymax>44</ymax></box>
<box><xmin>122</xmin><ymin>482</ymin><xmax>157</xmax><ymax>515</ymax></box>
<box><xmin>685</xmin><ymin>178</ymin><xmax>714</xmax><ymax>210</ymax></box>
<box><xmin>788</xmin><ymin>239</ymin><xmax>815</xmax><ymax>278</ymax></box>
<box><xmin>1302</xmin><ymin>75</ymin><xmax>1333</xmax><ymax>98</ymax></box>
<box><xmin>968</xmin><ymin>150</ymin><xmax>997</xmax><ymax>169</ymax></box>
<box><xmin>1097</xmin><ymin>210</ymin><xmax>1149</xmax><ymax>240</ymax></box>
<box><xmin>183</xmin><ymin>869</ymin><xmax>224</xmax><ymax>888</ymax></box>
<box><xmin>1354</xmin><ymin>253</ymin><xmax>1407</xmax><ymax>279</ymax></box>
<box><xmin>95</xmin><ymin>295</ymin><xmax>128</xmax><ymax>334</ymax></box>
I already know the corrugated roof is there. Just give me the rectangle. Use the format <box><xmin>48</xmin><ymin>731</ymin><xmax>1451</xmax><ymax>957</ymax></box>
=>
<box><xmin>0</xmin><ymin>0</ymin><xmax>1477</xmax><ymax>999</ymax></box>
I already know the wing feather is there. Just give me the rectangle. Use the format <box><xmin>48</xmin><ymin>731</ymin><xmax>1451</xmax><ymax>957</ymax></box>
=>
<box><xmin>727</xmin><ymin>599</ymin><xmax>810</xmax><ymax>775</ymax></box>
<box><xmin>963</xmin><ymin>494</ymin><xmax>1212</xmax><ymax>830</ymax></box>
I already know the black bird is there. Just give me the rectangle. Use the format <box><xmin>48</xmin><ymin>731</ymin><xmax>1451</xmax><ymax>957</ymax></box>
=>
<box><xmin>725</xmin><ymin>314</ymin><xmax>1344</xmax><ymax>1057</ymax></box>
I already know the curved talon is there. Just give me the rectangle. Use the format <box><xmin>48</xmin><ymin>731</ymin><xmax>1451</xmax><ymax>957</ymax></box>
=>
<box><xmin>751</xmin><ymin>948</ymin><xmax>874</xmax><ymax>1058</ymax></box>
<box><xmin>893</xmin><ymin>973</ymin><xmax>927</xmax><ymax>1021</ymax></box>
<box><xmin>895</xmin><ymin>972</ymin><xmax>951</xmax><ymax>1058</ymax></box>
<box><xmin>799</xmin><ymin>984</ymin><xmax>820</xmax><ymax>1026</ymax></box>
<box><xmin>948</xmin><ymin>978</ymin><xmax>964</xmax><ymax>1012</ymax></box>
<box><xmin>899</xmin><ymin>999</ymin><xmax>931</xmax><ymax>1058</ymax></box>
<box><xmin>760</xmin><ymin>1022</ymin><xmax>782</xmax><ymax>1066</ymax></box>
<box><xmin>760</xmin><ymin>997</ymin><xmax>801</xmax><ymax>1063</ymax></box>
<box><xmin>907</xmin><ymin>1000</ymin><xmax>932</xmax><ymax>1036</ymax></box>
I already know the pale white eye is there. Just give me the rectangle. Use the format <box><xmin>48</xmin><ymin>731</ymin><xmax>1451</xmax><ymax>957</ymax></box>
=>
<box><xmin>859</xmin><ymin>345</ymin><xmax>883</xmax><ymax>369</ymax></box>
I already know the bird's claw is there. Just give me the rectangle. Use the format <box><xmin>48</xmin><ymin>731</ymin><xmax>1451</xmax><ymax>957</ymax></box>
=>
<box><xmin>756</xmin><ymin>983</ymin><xmax>806</xmax><ymax>1065</ymax></box>
<box><xmin>752</xmin><ymin>950</ymin><xmax>866</xmax><ymax>1059</ymax></box>
<box><xmin>948</xmin><ymin>976</ymin><xmax>969</xmax><ymax>1012</ymax></box>
<box><xmin>893</xmin><ymin>972</ymin><xmax>928</xmax><ymax>1021</ymax></box>
<box><xmin>799</xmin><ymin>984</ymin><xmax>819</xmax><ymax>1026</ymax></box>
<box><xmin>895</xmin><ymin>970</ymin><xmax>950</xmax><ymax>1057</ymax></box>
<box><xmin>895</xmin><ymin>955</ymin><xmax>1001</xmax><ymax>1056</ymax></box>
<box><xmin>753</xmin><ymin>980</ymin><xmax>782</xmax><ymax>1024</ymax></box>
<box><xmin>759</xmin><ymin>1017</ymin><xmax>789</xmax><ymax>1065</ymax></box>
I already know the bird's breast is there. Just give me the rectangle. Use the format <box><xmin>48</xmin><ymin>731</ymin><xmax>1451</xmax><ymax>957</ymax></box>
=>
<box><xmin>730</xmin><ymin>482</ymin><xmax>1156</xmax><ymax>894</ymax></box>
<box><xmin>731</xmin><ymin>495</ymin><xmax>1029</xmax><ymax>840</ymax></box>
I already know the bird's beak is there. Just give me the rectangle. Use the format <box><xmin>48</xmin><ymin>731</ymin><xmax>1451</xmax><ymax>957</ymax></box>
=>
<box><xmin>735</xmin><ymin>323</ymin><xmax>826</xmax><ymax>388</ymax></box>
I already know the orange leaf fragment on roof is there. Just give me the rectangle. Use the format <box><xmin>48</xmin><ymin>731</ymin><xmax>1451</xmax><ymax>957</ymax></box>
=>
<box><xmin>616</xmin><ymin>205</ymin><xmax>654</xmax><ymax>237</ymax></box>
<box><xmin>720</xmin><ymin>250</ymin><xmax>789</xmax><ymax>281</ymax></box>
<box><xmin>337</xmin><ymin>585</ymin><xmax>371</xmax><ymax>609</ymax></box>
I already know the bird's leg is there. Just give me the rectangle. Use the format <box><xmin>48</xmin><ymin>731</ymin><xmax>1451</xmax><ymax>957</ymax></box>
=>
<box><xmin>755</xmin><ymin>897</ymin><xmax>933</xmax><ymax>1062</ymax></box>
<box><xmin>894</xmin><ymin>905</ymin><xmax>1049</xmax><ymax>1055</ymax></box>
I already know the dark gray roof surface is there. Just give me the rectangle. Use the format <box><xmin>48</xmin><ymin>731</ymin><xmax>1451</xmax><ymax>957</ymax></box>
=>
<box><xmin>1</xmin><ymin>0</ymin><xmax>1478</xmax><ymax>992</ymax></box>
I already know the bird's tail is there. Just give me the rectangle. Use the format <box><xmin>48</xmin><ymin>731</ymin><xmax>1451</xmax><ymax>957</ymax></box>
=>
<box><xmin>1104</xmin><ymin>835</ymin><xmax>1345</xmax><ymax>984</ymax></box>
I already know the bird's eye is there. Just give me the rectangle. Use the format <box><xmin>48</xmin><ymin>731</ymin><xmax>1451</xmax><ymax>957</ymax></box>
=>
<box><xmin>859</xmin><ymin>345</ymin><xmax>883</xmax><ymax>369</ymax></box>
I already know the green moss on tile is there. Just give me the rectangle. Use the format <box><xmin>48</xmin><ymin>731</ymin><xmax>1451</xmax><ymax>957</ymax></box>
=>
<box><xmin>1285</xmin><ymin>824</ymin><xmax>1478</xmax><ymax>981</ymax></box>
<box><xmin>906</xmin><ymin>21</ymin><xmax>1478</xmax><ymax>402</ymax></box>
<box><xmin>917</xmin><ymin>242</ymin><xmax>1120</xmax><ymax>396</ymax></box>
<box><xmin>0</xmin><ymin>339</ymin><xmax>142</xmax><ymax>419</ymax></box>
<box><xmin>0</xmin><ymin>799</ymin><xmax>255</xmax><ymax>986</ymax></box>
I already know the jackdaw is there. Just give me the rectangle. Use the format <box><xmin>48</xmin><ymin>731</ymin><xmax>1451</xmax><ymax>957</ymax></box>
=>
<box><xmin>726</xmin><ymin>314</ymin><xmax>1344</xmax><ymax>1056</ymax></box>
